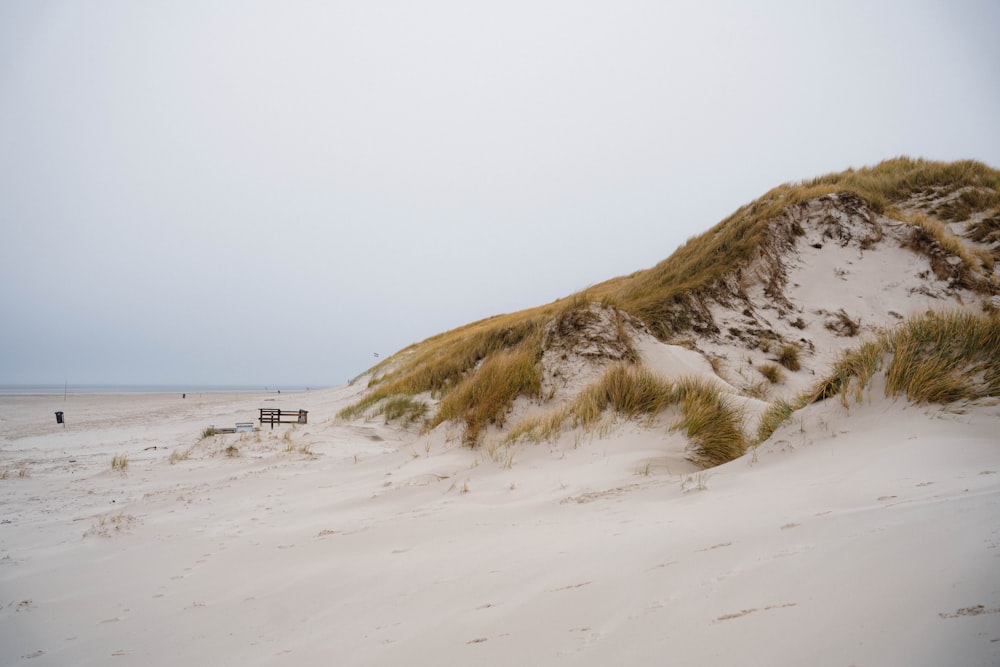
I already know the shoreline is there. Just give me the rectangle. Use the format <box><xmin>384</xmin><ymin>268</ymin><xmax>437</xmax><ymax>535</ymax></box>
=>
<box><xmin>0</xmin><ymin>384</ymin><xmax>328</xmax><ymax>397</ymax></box>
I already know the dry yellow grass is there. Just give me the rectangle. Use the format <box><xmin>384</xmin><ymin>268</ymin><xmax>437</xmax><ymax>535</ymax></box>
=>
<box><xmin>755</xmin><ymin>399</ymin><xmax>794</xmax><ymax>444</ymax></box>
<box><xmin>670</xmin><ymin>377</ymin><xmax>747</xmax><ymax>467</ymax></box>
<box><xmin>803</xmin><ymin>311</ymin><xmax>1000</xmax><ymax>407</ymax></box>
<box><xmin>111</xmin><ymin>454</ymin><xmax>128</xmax><ymax>473</ymax></box>
<box><xmin>758</xmin><ymin>363</ymin><xmax>784</xmax><ymax>384</ymax></box>
<box><xmin>508</xmin><ymin>365</ymin><xmax>747</xmax><ymax>467</ymax></box>
<box><xmin>430</xmin><ymin>343</ymin><xmax>542</xmax><ymax>445</ymax></box>
<box><xmin>505</xmin><ymin>364</ymin><xmax>673</xmax><ymax>442</ymax></box>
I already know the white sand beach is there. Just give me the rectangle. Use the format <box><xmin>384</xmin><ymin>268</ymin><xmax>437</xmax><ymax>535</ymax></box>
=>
<box><xmin>2</xmin><ymin>380</ymin><xmax>998</xmax><ymax>666</ymax></box>
<box><xmin>4</xmin><ymin>1</ymin><xmax>999</xmax><ymax>662</ymax></box>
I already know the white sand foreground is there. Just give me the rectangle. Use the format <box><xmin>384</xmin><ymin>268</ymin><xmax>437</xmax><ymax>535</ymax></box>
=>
<box><xmin>1</xmin><ymin>385</ymin><xmax>998</xmax><ymax>666</ymax></box>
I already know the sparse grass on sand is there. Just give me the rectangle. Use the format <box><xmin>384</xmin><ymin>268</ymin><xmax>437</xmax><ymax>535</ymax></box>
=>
<box><xmin>168</xmin><ymin>447</ymin><xmax>192</xmax><ymax>464</ymax></box>
<box><xmin>111</xmin><ymin>454</ymin><xmax>128</xmax><ymax>473</ymax></box>
<box><xmin>376</xmin><ymin>396</ymin><xmax>428</xmax><ymax>425</ymax></box>
<box><xmin>777</xmin><ymin>344</ymin><xmax>801</xmax><ymax>371</ymax></box>
<box><xmin>758</xmin><ymin>363</ymin><xmax>785</xmax><ymax>384</ymax></box>
<box><xmin>85</xmin><ymin>511</ymin><xmax>136</xmax><ymax>538</ymax></box>
<box><xmin>803</xmin><ymin>310</ymin><xmax>1000</xmax><ymax>407</ymax></box>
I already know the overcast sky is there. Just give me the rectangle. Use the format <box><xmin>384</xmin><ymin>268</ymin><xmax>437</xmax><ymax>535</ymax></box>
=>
<box><xmin>2</xmin><ymin>1</ymin><xmax>998</xmax><ymax>387</ymax></box>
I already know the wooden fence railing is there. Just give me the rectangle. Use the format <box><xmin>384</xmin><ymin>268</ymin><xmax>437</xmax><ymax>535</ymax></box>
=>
<box><xmin>259</xmin><ymin>408</ymin><xmax>308</xmax><ymax>429</ymax></box>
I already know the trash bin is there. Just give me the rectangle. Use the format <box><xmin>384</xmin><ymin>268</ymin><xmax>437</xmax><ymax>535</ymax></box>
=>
<box><xmin>55</xmin><ymin>411</ymin><xmax>64</xmax><ymax>424</ymax></box>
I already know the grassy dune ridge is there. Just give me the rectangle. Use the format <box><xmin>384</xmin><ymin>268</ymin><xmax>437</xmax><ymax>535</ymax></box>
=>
<box><xmin>339</xmin><ymin>157</ymin><xmax>1000</xmax><ymax>456</ymax></box>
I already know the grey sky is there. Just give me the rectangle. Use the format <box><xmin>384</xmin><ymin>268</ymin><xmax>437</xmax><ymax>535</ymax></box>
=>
<box><xmin>2</xmin><ymin>1</ymin><xmax>998</xmax><ymax>386</ymax></box>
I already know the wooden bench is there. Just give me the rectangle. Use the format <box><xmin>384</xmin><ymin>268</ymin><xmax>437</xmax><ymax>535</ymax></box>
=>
<box><xmin>259</xmin><ymin>408</ymin><xmax>308</xmax><ymax>429</ymax></box>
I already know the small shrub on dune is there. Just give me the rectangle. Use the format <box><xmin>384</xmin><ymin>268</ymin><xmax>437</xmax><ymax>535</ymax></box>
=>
<box><xmin>777</xmin><ymin>344</ymin><xmax>801</xmax><ymax>371</ymax></box>
<box><xmin>758</xmin><ymin>363</ymin><xmax>784</xmax><ymax>384</ymax></box>
<box><xmin>111</xmin><ymin>455</ymin><xmax>128</xmax><ymax>473</ymax></box>
<box><xmin>742</xmin><ymin>380</ymin><xmax>769</xmax><ymax>400</ymax></box>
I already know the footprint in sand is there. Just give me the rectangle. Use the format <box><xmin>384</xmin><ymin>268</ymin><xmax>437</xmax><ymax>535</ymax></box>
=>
<box><xmin>547</xmin><ymin>581</ymin><xmax>592</xmax><ymax>593</ymax></box>
<box><xmin>714</xmin><ymin>602</ymin><xmax>797</xmax><ymax>623</ymax></box>
<box><xmin>938</xmin><ymin>605</ymin><xmax>1000</xmax><ymax>619</ymax></box>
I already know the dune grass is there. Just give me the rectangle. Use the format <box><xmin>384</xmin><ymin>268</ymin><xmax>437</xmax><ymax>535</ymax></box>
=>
<box><xmin>111</xmin><ymin>454</ymin><xmax>128</xmax><ymax>473</ymax></box>
<box><xmin>803</xmin><ymin>311</ymin><xmax>1000</xmax><ymax>407</ymax></box>
<box><xmin>755</xmin><ymin>398</ymin><xmax>794</xmax><ymax>444</ymax></box>
<box><xmin>506</xmin><ymin>363</ymin><xmax>673</xmax><ymax>442</ymax></box>
<box><xmin>900</xmin><ymin>211</ymin><xmax>995</xmax><ymax>288</ymax></box>
<box><xmin>777</xmin><ymin>344</ymin><xmax>801</xmax><ymax>371</ymax></box>
<box><xmin>338</xmin><ymin>307</ymin><xmax>553</xmax><ymax>422</ymax></box>
<box><xmin>375</xmin><ymin>396</ymin><xmax>429</xmax><ymax>425</ymax></box>
<box><xmin>757</xmin><ymin>363</ymin><xmax>785</xmax><ymax>384</ymax></box>
<box><xmin>508</xmin><ymin>364</ymin><xmax>747</xmax><ymax>467</ymax></box>
<box><xmin>932</xmin><ymin>187</ymin><xmax>1000</xmax><ymax>222</ymax></box>
<box><xmin>429</xmin><ymin>342</ymin><xmax>542</xmax><ymax>444</ymax></box>
<box><xmin>965</xmin><ymin>213</ymin><xmax>1000</xmax><ymax>257</ymax></box>
<box><xmin>576</xmin><ymin>363</ymin><xmax>674</xmax><ymax>425</ymax></box>
<box><xmin>884</xmin><ymin>311</ymin><xmax>1000</xmax><ymax>403</ymax></box>
<box><xmin>670</xmin><ymin>377</ymin><xmax>747</xmax><ymax>467</ymax></box>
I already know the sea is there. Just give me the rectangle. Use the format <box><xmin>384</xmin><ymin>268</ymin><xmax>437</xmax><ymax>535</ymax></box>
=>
<box><xmin>0</xmin><ymin>384</ymin><xmax>326</xmax><ymax>397</ymax></box>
